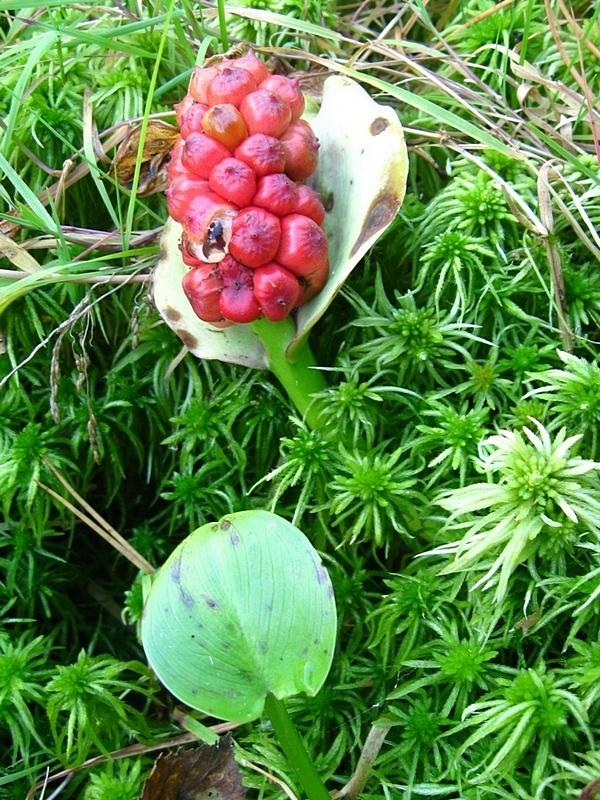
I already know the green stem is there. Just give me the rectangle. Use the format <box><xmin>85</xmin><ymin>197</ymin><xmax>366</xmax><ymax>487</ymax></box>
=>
<box><xmin>216</xmin><ymin>0</ymin><xmax>229</xmax><ymax>51</ymax></box>
<box><xmin>264</xmin><ymin>693</ymin><xmax>330</xmax><ymax>800</ymax></box>
<box><xmin>251</xmin><ymin>317</ymin><xmax>327</xmax><ymax>428</ymax></box>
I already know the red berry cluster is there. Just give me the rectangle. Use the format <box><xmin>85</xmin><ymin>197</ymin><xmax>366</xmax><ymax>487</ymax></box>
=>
<box><xmin>166</xmin><ymin>51</ymin><xmax>329</xmax><ymax>326</ymax></box>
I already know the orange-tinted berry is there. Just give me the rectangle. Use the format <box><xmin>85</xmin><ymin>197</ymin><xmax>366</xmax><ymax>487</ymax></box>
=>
<box><xmin>209</xmin><ymin>157</ymin><xmax>257</xmax><ymax>207</ymax></box>
<box><xmin>181</xmin><ymin>132</ymin><xmax>231</xmax><ymax>179</ymax></box>
<box><xmin>201</xmin><ymin>104</ymin><xmax>248</xmax><ymax>151</ymax></box>
<box><xmin>239</xmin><ymin>89</ymin><xmax>292</xmax><ymax>138</ymax></box>
<box><xmin>276</xmin><ymin>213</ymin><xmax>328</xmax><ymax>276</ymax></box>
<box><xmin>280</xmin><ymin>120</ymin><xmax>319</xmax><ymax>180</ymax></box>
<box><xmin>259</xmin><ymin>75</ymin><xmax>305</xmax><ymax>122</ymax></box>
<box><xmin>234</xmin><ymin>134</ymin><xmax>286</xmax><ymax>177</ymax></box>
<box><xmin>252</xmin><ymin>173</ymin><xmax>298</xmax><ymax>217</ymax></box>
<box><xmin>207</xmin><ymin>67</ymin><xmax>257</xmax><ymax>107</ymax></box>
<box><xmin>253</xmin><ymin>262</ymin><xmax>301</xmax><ymax>321</ymax></box>
<box><xmin>229</xmin><ymin>206</ymin><xmax>281</xmax><ymax>268</ymax></box>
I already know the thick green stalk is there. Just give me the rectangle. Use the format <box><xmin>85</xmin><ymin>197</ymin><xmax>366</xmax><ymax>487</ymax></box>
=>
<box><xmin>251</xmin><ymin>317</ymin><xmax>327</xmax><ymax>428</ymax></box>
<box><xmin>264</xmin><ymin>693</ymin><xmax>330</xmax><ymax>800</ymax></box>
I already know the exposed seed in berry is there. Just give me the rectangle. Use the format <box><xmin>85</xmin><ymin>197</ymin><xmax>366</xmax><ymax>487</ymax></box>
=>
<box><xmin>201</xmin><ymin>104</ymin><xmax>249</xmax><ymax>151</ymax></box>
<box><xmin>234</xmin><ymin>133</ymin><xmax>286</xmax><ymax>177</ymax></box>
<box><xmin>293</xmin><ymin>184</ymin><xmax>326</xmax><ymax>225</ymax></box>
<box><xmin>276</xmin><ymin>213</ymin><xmax>329</xmax><ymax>276</ymax></box>
<box><xmin>209</xmin><ymin>157</ymin><xmax>257</xmax><ymax>207</ymax></box>
<box><xmin>207</xmin><ymin>67</ymin><xmax>257</xmax><ymax>107</ymax></box>
<box><xmin>280</xmin><ymin>120</ymin><xmax>320</xmax><ymax>180</ymax></box>
<box><xmin>188</xmin><ymin>66</ymin><xmax>219</xmax><ymax>103</ymax></box>
<box><xmin>229</xmin><ymin>206</ymin><xmax>281</xmax><ymax>268</ymax></box>
<box><xmin>239</xmin><ymin>89</ymin><xmax>292</xmax><ymax>138</ymax></box>
<box><xmin>181</xmin><ymin>132</ymin><xmax>231</xmax><ymax>179</ymax></box>
<box><xmin>253</xmin><ymin>262</ymin><xmax>301</xmax><ymax>321</ymax></box>
<box><xmin>258</xmin><ymin>75</ymin><xmax>305</xmax><ymax>122</ymax></box>
<box><xmin>182</xmin><ymin>262</ymin><xmax>224</xmax><ymax>323</ymax></box>
<box><xmin>252</xmin><ymin>173</ymin><xmax>298</xmax><ymax>217</ymax></box>
<box><xmin>219</xmin><ymin>255</ymin><xmax>261</xmax><ymax>323</ymax></box>
<box><xmin>183</xmin><ymin>191</ymin><xmax>237</xmax><ymax>244</ymax></box>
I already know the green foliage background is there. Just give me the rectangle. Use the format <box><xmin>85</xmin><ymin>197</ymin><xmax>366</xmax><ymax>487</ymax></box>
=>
<box><xmin>1</xmin><ymin>0</ymin><xmax>600</xmax><ymax>797</ymax></box>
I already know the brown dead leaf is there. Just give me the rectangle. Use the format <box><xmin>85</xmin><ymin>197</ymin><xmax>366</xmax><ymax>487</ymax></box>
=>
<box><xmin>139</xmin><ymin>733</ymin><xmax>246</xmax><ymax>800</ymax></box>
<box><xmin>111</xmin><ymin>120</ymin><xmax>179</xmax><ymax>197</ymax></box>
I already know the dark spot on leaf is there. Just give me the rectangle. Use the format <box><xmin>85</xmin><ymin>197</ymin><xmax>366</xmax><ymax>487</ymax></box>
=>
<box><xmin>300</xmin><ymin>647</ymin><xmax>308</xmax><ymax>657</ymax></box>
<box><xmin>176</xmin><ymin>328</ymin><xmax>199</xmax><ymax>350</ymax></box>
<box><xmin>220</xmin><ymin>519</ymin><xmax>232</xmax><ymax>531</ymax></box>
<box><xmin>191</xmin><ymin>688</ymin><xmax>198</xmax><ymax>695</ymax></box>
<box><xmin>370</xmin><ymin>117</ymin><xmax>389</xmax><ymax>135</ymax></box>
<box><xmin>171</xmin><ymin>552</ymin><xmax>182</xmax><ymax>584</ymax></box>
<box><xmin>350</xmin><ymin>190</ymin><xmax>399</xmax><ymax>258</ymax></box>
<box><xmin>265</xmin><ymin>603</ymin><xmax>272</xmax><ymax>612</ymax></box>
<box><xmin>315</xmin><ymin>566</ymin><xmax>328</xmax><ymax>584</ymax></box>
<box><xmin>327</xmin><ymin>586</ymin><xmax>334</xmax><ymax>598</ymax></box>
<box><xmin>204</xmin><ymin>596</ymin><xmax>219</xmax><ymax>610</ymax></box>
<box><xmin>313</xmin><ymin>638</ymin><xmax>320</xmax><ymax>645</ymax></box>
<box><xmin>181</xmin><ymin>590</ymin><xmax>195</xmax><ymax>608</ymax></box>
<box><xmin>221</xmin><ymin>640</ymin><xmax>231</xmax><ymax>649</ymax></box>
<box><xmin>258</xmin><ymin>641</ymin><xmax>268</xmax><ymax>653</ymax></box>
<box><xmin>164</xmin><ymin>306</ymin><xmax>182</xmax><ymax>322</ymax></box>
<box><xmin>227</xmin><ymin>689</ymin><xmax>238</xmax><ymax>698</ymax></box>
<box><xmin>321</xmin><ymin>190</ymin><xmax>334</xmax><ymax>212</ymax></box>
<box><xmin>229</xmin><ymin>531</ymin><xmax>240</xmax><ymax>546</ymax></box>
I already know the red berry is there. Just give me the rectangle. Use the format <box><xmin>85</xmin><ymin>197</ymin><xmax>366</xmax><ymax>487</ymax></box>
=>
<box><xmin>219</xmin><ymin>255</ymin><xmax>261</xmax><ymax>323</ymax></box>
<box><xmin>276</xmin><ymin>214</ymin><xmax>328</xmax><ymax>276</ymax></box>
<box><xmin>165</xmin><ymin>176</ymin><xmax>210</xmax><ymax>222</ymax></box>
<box><xmin>181</xmin><ymin>132</ymin><xmax>231</xmax><ymax>179</ymax></box>
<box><xmin>252</xmin><ymin>173</ymin><xmax>298</xmax><ymax>217</ymax></box>
<box><xmin>182</xmin><ymin>262</ymin><xmax>224</xmax><ymax>323</ymax></box>
<box><xmin>166</xmin><ymin>138</ymin><xmax>188</xmax><ymax>183</ymax></box>
<box><xmin>188</xmin><ymin>66</ymin><xmax>219</xmax><ymax>103</ymax></box>
<box><xmin>182</xmin><ymin>191</ymin><xmax>237</xmax><ymax>244</ymax></box>
<box><xmin>179</xmin><ymin>102</ymin><xmax>209</xmax><ymax>139</ymax></box>
<box><xmin>219</xmin><ymin>51</ymin><xmax>270</xmax><ymax>85</ymax></box>
<box><xmin>259</xmin><ymin>75</ymin><xmax>305</xmax><ymax>122</ymax></box>
<box><xmin>229</xmin><ymin>206</ymin><xmax>281</xmax><ymax>269</ymax></box>
<box><xmin>209</xmin><ymin>157</ymin><xmax>257</xmax><ymax>207</ymax></box>
<box><xmin>280</xmin><ymin>121</ymin><xmax>319</xmax><ymax>181</ymax></box>
<box><xmin>297</xmin><ymin>260</ymin><xmax>329</xmax><ymax>305</ymax></box>
<box><xmin>175</xmin><ymin>94</ymin><xmax>194</xmax><ymax>126</ymax></box>
<box><xmin>201</xmin><ymin>104</ymin><xmax>248</xmax><ymax>151</ymax></box>
<box><xmin>239</xmin><ymin>89</ymin><xmax>292</xmax><ymax>138</ymax></box>
<box><xmin>207</xmin><ymin>67</ymin><xmax>257</xmax><ymax>107</ymax></box>
<box><xmin>253</xmin><ymin>262</ymin><xmax>301</xmax><ymax>321</ymax></box>
<box><xmin>293</xmin><ymin>184</ymin><xmax>326</xmax><ymax>225</ymax></box>
<box><xmin>234</xmin><ymin>133</ymin><xmax>286</xmax><ymax>177</ymax></box>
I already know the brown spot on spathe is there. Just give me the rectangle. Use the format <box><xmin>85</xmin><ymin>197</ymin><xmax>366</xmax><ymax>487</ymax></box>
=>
<box><xmin>164</xmin><ymin>306</ymin><xmax>182</xmax><ymax>322</ymax></box>
<box><xmin>176</xmin><ymin>329</ymin><xmax>199</xmax><ymax>350</ymax></box>
<box><xmin>370</xmin><ymin>117</ymin><xmax>389</xmax><ymax>136</ymax></box>
<box><xmin>349</xmin><ymin>190</ymin><xmax>399</xmax><ymax>258</ymax></box>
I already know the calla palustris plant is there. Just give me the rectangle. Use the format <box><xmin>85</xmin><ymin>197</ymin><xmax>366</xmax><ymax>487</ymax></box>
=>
<box><xmin>153</xmin><ymin>52</ymin><xmax>408</xmax><ymax>422</ymax></box>
<box><xmin>141</xmin><ymin>510</ymin><xmax>337</xmax><ymax>800</ymax></box>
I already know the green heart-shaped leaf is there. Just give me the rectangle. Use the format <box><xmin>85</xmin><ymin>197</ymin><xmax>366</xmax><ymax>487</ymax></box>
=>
<box><xmin>152</xmin><ymin>75</ymin><xmax>407</xmax><ymax>367</ymax></box>
<box><xmin>141</xmin><ymin>510</ymin><xmax>337</xmax><ymax>723</ymax></box>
